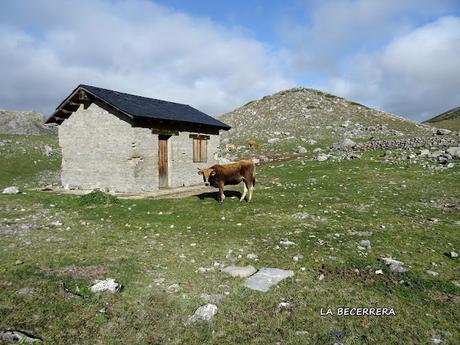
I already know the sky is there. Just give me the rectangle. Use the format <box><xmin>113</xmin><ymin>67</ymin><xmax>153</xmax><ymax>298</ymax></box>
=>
<box><xmin>0</xmin><ymin>0</ymin><xmax>459</xmax><ymax>121</ymax></box>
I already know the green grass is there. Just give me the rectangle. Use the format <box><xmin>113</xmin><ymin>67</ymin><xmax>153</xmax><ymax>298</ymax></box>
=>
<box><xmin>0</xmin><ymin>135</ymin><xmax>459</xmax><ymax>344</ymax></box>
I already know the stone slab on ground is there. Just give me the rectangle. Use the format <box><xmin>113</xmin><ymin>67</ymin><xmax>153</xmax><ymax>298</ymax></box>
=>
<box><xmin>244</xmin><ymin>268</ymin><xmax>294</xmax><ymax>292</ymax></box>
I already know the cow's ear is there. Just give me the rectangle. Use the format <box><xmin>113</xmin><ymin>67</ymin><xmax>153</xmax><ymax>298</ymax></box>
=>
<box><xmin>197</xmin><ymin>170</ymin><xmax>202</xmax><ymax>175</ymax></box>
<box><xmin>210</xmin><ymin>170</ymin><xmax>216</xmax><ymax>176</ymax></box>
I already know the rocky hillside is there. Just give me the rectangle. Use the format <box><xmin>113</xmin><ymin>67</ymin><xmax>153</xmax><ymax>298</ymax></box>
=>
<box><xmin>0</xmin><ymin>109</ymin><xmax>56</xmax><ymax>136</ymax></box>
<box><xmin>424</xmin><ymin>106</ymin><xmax>460</xmax><ymax>131</ymax></box>
<box><xmin>218</xmin><ymin>87</ymin><xmax>434</xmax><ymax>156</ymax></box>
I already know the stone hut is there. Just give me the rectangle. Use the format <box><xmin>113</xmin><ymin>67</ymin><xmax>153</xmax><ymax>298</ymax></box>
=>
<box><xmin>45</xmin><ymin>84</ymin><xmax>230</xmax><ymax>192</ymax></box>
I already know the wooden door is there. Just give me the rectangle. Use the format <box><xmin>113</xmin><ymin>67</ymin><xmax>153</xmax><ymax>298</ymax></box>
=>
<box><xmin>158</xmin><ymin>135</ymin><xmax>170</xmax><ymax>188</ymax></box>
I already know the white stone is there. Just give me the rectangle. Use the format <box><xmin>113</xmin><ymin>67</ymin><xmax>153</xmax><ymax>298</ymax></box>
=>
<box><xmin>221</xmin><ymin>265</ymin><xmax>257</xmax><ymax>278</ymax></box>
<box><xmin>246</xmin><ymin>253</ymin><xmax>258</xmax><ymax>260</ymax></box>
<box><xmin>2</xmin><ymin>186</ymin><xmax>19</xmax><ymax>194</ymax></box>
<box><xmin>244</xmin><ymin>268</ymin><xmax>294</xmax><ymax>292</ymax></box>
<box><xmin>280</xmin><ymin>239</ymin><xmax>296</xmax><ymax>246</ymax></box>
<box><xmin>316</xmin><ymin>154</ymin><xmax>329</xmax><ymax>162</ymax></box>
<box><xmin>188</xmin><ymin>304</ymin><xmax>218</xmax><ymax>322</ymax></box>
<box><xmin>90</xmin><ymin>278</ymin><xmax>121</xmax><ymax>293</ymax></box>
<box><xmin>426</xmin><ymin>270</ymin><xmax>439</xmax><ymax>276</ymax></box>
<box><xmin>0</xmin><ymin>330</ymin><xmax>41</xmax><ymax>343</ymax></box>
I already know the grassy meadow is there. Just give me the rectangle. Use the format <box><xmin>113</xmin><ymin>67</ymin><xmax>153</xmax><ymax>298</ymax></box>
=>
<box><xmin>0</xmin><ymin>133</ymin><xmax>459</xmax><ymax>344</ymax></box>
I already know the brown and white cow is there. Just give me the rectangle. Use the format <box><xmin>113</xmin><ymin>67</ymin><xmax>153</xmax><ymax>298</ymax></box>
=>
<box><xmin>198</xmin><ymin>160</ymin><xmax>256</xmax><ymax>203</ymax></box>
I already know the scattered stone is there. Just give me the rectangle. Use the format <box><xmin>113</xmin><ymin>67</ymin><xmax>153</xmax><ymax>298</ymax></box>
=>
<box><xmin>246</xmin><ymin>253</ymin><xmax>258</xmax><ymax>260</ymax></box>
<box><xmin>2</xmin><ymin>186</ymin><xmax>20</xmax><ymax>194</ymax></box>
<box><xmin>359</xmin><ymin>240</ymin><xmax>371</xmax><ymax>248</ymax></box>
<box><xmin>379</xmin><ymin>257</ymin><xmax>408</xmax><ymax>273</ymax></box>
<box><xmin>296</xmin><ymin>146</ymin><xmax>307</xmax><ymax>154</ymax></box>
<box><xmin>280</xmin><ymin>239</ymin><xmax>296</xmax><ymax>246</ymax></box>
<box><xmin>292</xmin><ymin>254</ymin><xmax>304</xmax><ymax>262</ymax></box>
<box><xmin>277</xmin><ymin>302</ymin><xmax>293</xmax><ymax>311</ymax></box>
<box><xmin>316</xmin><ymin>153</ymin><xmax>329</xmax><ymax>162</ymax></box>
<box><xmin>304</xmin><ymin>139</ymin><xmax>317</xmax><ymax>145</ymax></box>
<box><xmin>244</xmin><ymin>268</ymin><xmax>294</xmax><ymax>292</ymax></box>
<box><xmin>426</xmin><ymin>270</ymin><xmax>439</xmax><ymax>276</ymax></box>
<box><xmin>167</xmin><ymin>283</ymin><xmax>180</xmax><ymax>293</ymax></box>
<box><xmin>0</xmin><ymin>330</ymin><xmax>41</xmax><ymax>343</ymax></box>
<box><xmin>200</xmin><ymin>293</ymin><xmax>225</xmax><ymax>304</ymax></box>
<box><xmin>267</xmin><ymin>138</ymin><xmax>280</xmax><ymax>144</ymax></box>
<box><xmin>375</xmin><ymin>269</ymin><xmax>383</xmax><ymax>275</ymax></box>
<box><xmin>90</xmin><ymin>278</ymin><xmax>121</xmax><ymax>293</ymax></box>
<box><xmin>431</xmin><ymin>337</ymin><xmax>443</xmax><ymax>344</ymax></box>
<box><xmin>17</xmin><ymin>287</ymin><xmax>33</xmax><ymax>296</ymax></box>
<box><xmin>188</xmin><ymin>304</ymin><xmax>218</xmax><ymax>322</ymax></box>
<box><xmin>317</xmin><ymin>273</ymin><xmax>325</xmax><ymax>281</ymax></box>
<box><xmin>15</xmin><ymin>260</ymin><xmax>24</xmax><ymax>265</ymax></box>
<box><xmin>221</xmin><ymin>265</ymin><xmax>257</xmax><ymax>278</ymax></box>
<box><xmin>419</xmin><ymin>149</ymin><xmax>430</xmax><ymax>157</ymax></box>
<box><xmin>446</xmin><ymin>251</ymin><xmax>458</xmax><ymax>258</ymax></box>
<box><xmin>451</xmin><ymin>280</ymin><xmax>460</xmax><ymax>287</ymax></box>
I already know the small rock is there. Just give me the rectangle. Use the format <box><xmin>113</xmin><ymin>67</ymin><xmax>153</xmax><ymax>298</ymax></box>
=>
<box><xmin>380</xmin><ymin>257</ymin><xmax>408</xmax><ymax>273</ymax></box>
<box><xmin>431</xmin><ymin>337</ymin><xmax>443</xmax><ymax>344</ymax></box>
<box><xmin>316</xmin><ymin>153</ymin><xmax>329</xmax><ymax>162</ymax></box>
<box><xmin>280</xmin><ymin>239</ymin><xmax>296</xmax><ymax>246</ymax></box>
<box><xmin>451</xmin><ymin>280</ymin><xmax>460</xmax><ymax>287</ymax></box>
<box><xmin>188</xmin><ymin>304</ymin><xmax>218</xmax><ymax>322</ymax></box>
<box><xmin>17</xmin><ymin>287</ymin><xmax>33</xmax><ymax>296</ymax></box>
<box><xmin>221</xmin><ymin>265</ymin><xmax>257</xmax><ymax>278</ymax></box>
<box><xmin>426</xmin><ymin>270</ymin><xmax>439</xmax><ymax>276</ymax></box>
<box><xmin>277</xmin><ymin>302</ymin><xmax>293</xmax><ymax>311</ymax></box>
<box><xmin>293</xmin><ymin>254</ymin><xmax>304</xmax><ymax>262</ymax></box>
<box><xmin>2</xmin><ymin>186</ymin><xmax>20</xmax><ymax>194</ymax></box>
<box><xmin>15</xmin><ymin>260</ymin><xmax>24</xmax><ymax>265</ymax></box>
<box><xmin>167</xmin><ymin>283</ymin><xmax>180</xmax><ymax>293</ymax></box>
<box><xmin>446</xmin><ymin>251</ymin><xmax>458</xmax><ymax>258</ymax></box>
<box><xmin>296</xmin><ymin>146</ymin><xmax>307</xmax><ymax>154</ymax></box>
<box><xmin>317</xmin><ymin>273</ymin><xmax>325</xmax><ymax>281</ymax></box>
<box><xmin>358</xmin><ymin>240</ymin><xmax>371</xmax><ymax>248</ymax></box>
<box><xmin>246</xmin><ymin>253</ymin><xmax>258</xmax><ymax>260</ymax></box>
<box><xmin>375</xmin><ymin>269</ymin><xmax>383</xmax><ymax>275</ymax></box>
<box><xmin>90</xmin><ymin>279</ymin><xmax>121</xmax><ymax>293</ymax></box>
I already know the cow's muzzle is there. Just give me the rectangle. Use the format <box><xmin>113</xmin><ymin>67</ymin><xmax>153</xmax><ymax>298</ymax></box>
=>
<box><xmin>204</xmin><ymin>182</ymin><xmax>210</xmax><ymax>186</ymax></box>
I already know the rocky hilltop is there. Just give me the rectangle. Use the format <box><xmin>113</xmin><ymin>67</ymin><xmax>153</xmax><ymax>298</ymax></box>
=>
<box><xmin>218</xmin><ymin>87</ymin><xmax>434</xmax><ymax>155</ymax></box>
<box><xmin>0</xmin><ymin>109</ymin><xmax>56</xmax><ymax>136</ymax></box>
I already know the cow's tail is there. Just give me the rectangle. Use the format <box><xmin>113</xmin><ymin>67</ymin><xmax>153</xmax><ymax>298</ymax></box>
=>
<box><xmin>252</xmin><ymin>164</ymin><xmax>256</xmax><ymax>187</ymax></box>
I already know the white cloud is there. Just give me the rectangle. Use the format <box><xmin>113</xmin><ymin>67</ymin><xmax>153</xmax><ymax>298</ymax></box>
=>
<box><xmin>327</xmin><ymin>16</ymin><xmax>460</xmax><ymax>120</ymax></box>
<box><xmin>0</xmin><ymin>0</ymin><xmax>292</xmax><ymax>116</ymax></box>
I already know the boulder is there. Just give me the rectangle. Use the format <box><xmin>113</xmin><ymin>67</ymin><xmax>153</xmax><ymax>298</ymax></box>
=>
<box><xmin>446</xmin><ymin>147</ymin><xmax>460</xmax><ymax>159</ymax></box>
<box><xmin>316</xmin><ymin>154</ymin><xmax>329</xmax><ymax>162</ymax></box>
<box><xmin>436</xmin><ymin>128</ymin><xmax>451</xmax><ymax>135</ymax></box>
<box><xmin>90</xmin><ymin>278</ymin><xmax>121</xmax><ymax>293</ymax></box>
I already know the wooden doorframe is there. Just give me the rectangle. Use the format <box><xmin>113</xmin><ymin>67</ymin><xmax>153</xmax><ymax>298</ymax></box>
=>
<box><xmin>158</xmin><ymin>135</ymin><xmax>171</xmax><ymax>188</ymax></box>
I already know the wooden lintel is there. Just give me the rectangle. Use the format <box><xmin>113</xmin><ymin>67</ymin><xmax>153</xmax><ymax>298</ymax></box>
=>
<box><xmin>189</xmin><ymin>134</ymin><xmax>210</xmax><ymax>140</ymax></box>
<box><xmin>151</xmin><ymin>128</ymin><xmax>179</xmax><ymax>136</ymax></box>
<box><xmin>68</xmin><ymin>101</ymin><xmax>81</xmax><ymax>107</ymax></box>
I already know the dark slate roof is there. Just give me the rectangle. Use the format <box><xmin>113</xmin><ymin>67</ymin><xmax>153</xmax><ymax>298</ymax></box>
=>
<box><xmin>47</xmin><ymin>84</ymin><xmax>231</xmax><ymax>130</ymax></box>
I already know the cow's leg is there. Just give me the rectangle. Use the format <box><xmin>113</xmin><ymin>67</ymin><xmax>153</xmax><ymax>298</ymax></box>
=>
<box><xmin>248</xmin><ymin>183</ymin><xmax>254</xmax><ymax>202</ymax></box>
<box><xmin>218</xmin><ymin>183</ymin><xmax>225</xmax><ymax>203</ymax></box>
<box><xmin>240</xmin><ymin>181</ymin><xmax>248</xmax><ymax>202</ymax></box>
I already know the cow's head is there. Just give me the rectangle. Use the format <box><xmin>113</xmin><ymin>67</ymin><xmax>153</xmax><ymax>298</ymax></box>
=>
<box><xmin>198</xmin><ymin>167</ymin><xmax>216</xmax><ymax>186</ymax></box>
